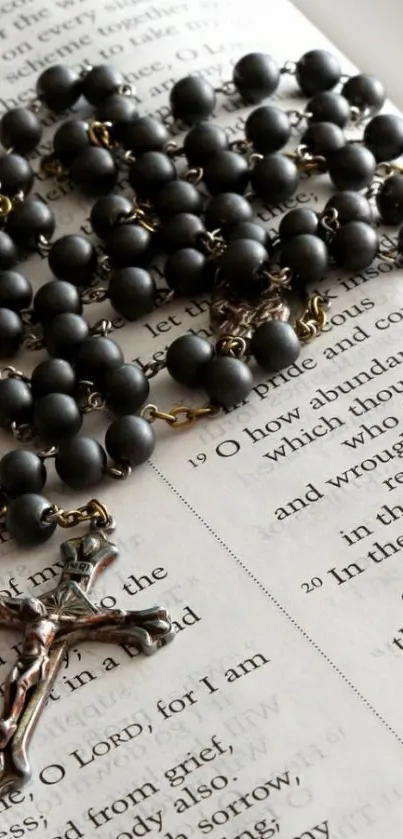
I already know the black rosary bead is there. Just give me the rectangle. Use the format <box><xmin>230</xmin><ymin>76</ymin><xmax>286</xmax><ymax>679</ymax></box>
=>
<box><xmin>279</xmin><ymin>208</ymin><xmax>319</xmax><ymax>242</ymax></box>
<box><xmin>33</xmin><ymin>280</ymin><xmax>82</xmax><ymax>324</ymax></box>
<box><xmin>331</xmin><ymin>221</ymin><xmax>379</xmax><ymax>270</ymax></box>
<box><xmin>164</xmin><ymin>248</ymin><xmax>213</xmax><ymax>296</ymax></box>
<box><xmin>48</xmin><ymin>234</ymin><xmax>98</xmax><ymax>286</ymax></box>
<box><xmin>325</xmin><ymin>190</ymin><xmax>374</xmax><ymax>226</ymax></box>
<box><xmin>96</xmin><ymin>94</ymin><xmax>138</xmax><ymax>143</ymax></box>
<box><xmin>0</xmin><ymin>231</ymin><xmax>18</xmax><ymax>270</ymax></box>
<box><xmin>281</xmin><ymin>233</ymin><xmax>328</xmax><ymax>286</ymax></box>
<box><xmin>55</xmin><ymin>436</ymin><xmax>107</xmax><ymax>489</ymax></box>
<box><xmin>228</xmin><ymin>220</ymin><xmax>271</xmax><ymax>251</ymax></box>
<box><xmin>70</xmin><ymin>146</ymin><xmax>117</xmax><ymax>196</ymax></box>
<box><xmin>342</xmin><ymin>74</ymin><xmax>385</xmax><ymax>116</ymax></box>
<box><xmin>108</xmin><ymin>266</ymin><xmax>156</xmax><ymax>319</ymax></box>
<box><xmin>95</xmin><ymin>93</ymin><xmax>138</xmax><ymax>136</ymax></box>
<box><xmin>37</xmin><ymin>65</ymin><xmax>82</xmax><ymax>112</ymax></box>
<box><xmin>376</xmin><ymin>175</ymin><xmax>403</xmax><ymax>225</ymax></box>
<box><xmin>82</xmin><ymin>64</ymin><xmax>123</xmax><ymax>106</ymax></box>
<box><xmin>0</xmin><ymin>450</ymin><xmax>46</xmax><ymax>498</ymax></box>
<box><xmin>203</xmin><ymin>150</ymin><xmax>249</xmax><ymax>195</ymax></box>
<box><xmin>90</xmin><ymin>194</ymin><xmax>132</xmax><ymax>239</ymax></box>
<box><xmin>205</xmin><ymin>192</ymin><xmax>253</xmax><ymax>231</ymax></box>
<box><xmin>233</xmin><ymin>53</ymin><xmax>280</xmax><ymax>103</ymax></box>
<box><xmin>7</xmin><ymin>197</ymin><xmax>55</xmax><ymax>249</ymax></box>
<box><xmin>219</xmin><ymin>238</ymin><xmax>268</xmax><ymax>298</ymax></box>
<box><xmin>105</xmin><ymin>415</ymin><xmax>156</xmax><ymax>466</ymax></box>
<box><xmin>0</xmin><ymin>154</ymin><xmax>34</xmax><ymax>197</ymax></box>
<box><xmin>302</xmin><ymin>122</ymin><xmax>345</xmax><ymax>157</ymax></box>
<box><xmin>184</xmin><ymin>122</ymin><xmax>228</xmax><ymax>167</ymax></box>
<box><xmin>52</xmin><ymin>119</ymin><xmax>91</xmax><ymax>167</ymax></box>
<box><xmin>202</xmin><ymin>356</ymin><xmax>253</xmax><ymax>407</ymax></box>
<box><xmin>0</xmin><ymin>378</ymin><xmax>33</xmax><ymax>427</ymax></box>
<box><xmin>105</xmin><ymin>224</ymin><xmax>153</xmax><ymax>269</ymax></box>
<box><xmin>170</xmin><ymin>76</ymin><xmax>216</xmax><ymax>125</ymax></box>
<box><xmin>44</xmin><ymin>313</ymin><xmax>89</xmax><ymax>360</ymax></box>
<box><xmin>251</xmin><ymin>320</ymin><xmax>301</xmax><ymax>372</ymax></box>
<box><xmin>75</xmin><ymin>335</ymin><xmax>124</xmax><ymax>388</ymax></box>
<box><xmin>129</xmin><ymin>151</ymin><xmax>177</xmax><ymax>199</ymax></box>
<box><xmin>34</xmin><ymin>393</ymin><xmax>82</xmax><ymax>444</ymax></box>
<box><xmin>250</xmin><ymin>153</ymin><xmax>299</xmax><ymax>203</ymax></box>
<box><xmin>154</xmin><ymin>181</ymin><xmax>203</xmax><ymax>219</ymax></box>
<box><xmin>0</xmin><ymin>270</ymin><xmax>32</xmax><ymax>312</ymax></box>
<box><xmin>307</xmin><ymin>92</ymin><xmax>350</xmax><ymax>127</ymax></box>
<box><xmin>327</xmin><ymin>144</ymin><xmax>376</xmax><ymax>191</ymax></box>
<box><xmin>121</xmin><ymin>116</ymin><xmax>169</xmax><ymax>155</ymax></box>
<box><xmin>0</xmin><ymin>107</ymin><xmax>42</xmax><ymax>154</ymax></box>
<box><xmin>0</xmin><ymin>308</ymin><xmax>23</xmax><ymax>357</ymax></box>
<box><xmin>162</xmin><ymin>213</ymin><xmax>205</xmax><ymax>252</ymax></box>
<box><xmin>6</xmin><ymin>493</ymin><xmax>56</xmax><ymax>546</ymax></box>
<box><xmin>31</xmin><ymin>358</ymin><xmax>76</xmax><ymax>399</ymax></box>
<box><xmin>105</xmin><ymin>363</ymin><xmax>149</xmax><ymax>414</ymax></box>
<box><xmin>166</xmin><ymin>334</ymin><xmax>214</xmax><ymax>387</ymax></box>
<box><xmin>245</xmin><ymin>106</ymin><xmax>291</xmax><ymax>155</ymax></box>
<box><xmin>363</xmin><ymin>114</ymin><xmax>403</xmax><ymax>162</ymax></box>
<box><xmin>296</xmin><ymin>50</ymin><xmax>341</xmax><ymax>95</ymax></box>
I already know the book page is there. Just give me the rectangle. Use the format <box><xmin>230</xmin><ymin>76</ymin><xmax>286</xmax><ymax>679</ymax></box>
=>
<box><xmin>1</xmin><ymin>1</ymin><xmax>403</xmax><ymax>837</ymax></box>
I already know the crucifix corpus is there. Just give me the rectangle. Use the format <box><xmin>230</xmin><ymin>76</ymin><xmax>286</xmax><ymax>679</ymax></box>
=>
<box><xmin>0</xmin><ymin>525</ymin><xmax>175</xmax><ymax>797</ymax></box>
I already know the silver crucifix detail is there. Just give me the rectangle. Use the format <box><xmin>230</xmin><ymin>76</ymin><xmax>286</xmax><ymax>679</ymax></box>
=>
<box><xmin>0</xmin><ymin>531</ymin><xmax>175</xmax><ymax>796</ymax></box>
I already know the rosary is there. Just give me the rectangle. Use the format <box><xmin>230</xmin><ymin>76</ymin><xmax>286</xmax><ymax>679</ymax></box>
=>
<box><xmin>0</xmin><ymin>48</ymin><xmax>402</xmax><ymax>794</ymax></box>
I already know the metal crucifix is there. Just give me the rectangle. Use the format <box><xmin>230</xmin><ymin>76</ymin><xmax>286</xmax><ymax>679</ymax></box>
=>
<box><xmin>0</xmin><ymin>530</ymin><xmax>175</xmax><ymax>797</ymax></box>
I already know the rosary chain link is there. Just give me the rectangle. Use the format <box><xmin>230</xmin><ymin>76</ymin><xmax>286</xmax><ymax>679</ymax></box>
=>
<box><xmin>106</xmin><ymin>463</ymin><xmax>132</xmax><ymax>480</ymax></box>
<box><xmin>141</xmin><ymin>403</ymin><xmax>220</xmax><ymax>430</ymax></box>
<box><xmin>0</xmin><ymin>189</ymin><xmax>25</xmax><ymax>219</ymax></box>
<box><xmin>88</xmin><ymin>121</ymin><xmax>115</xmax><ymax>149</ymax></box>
<box><xmin>0</xmin><ymin>194</ymin><xmax>13</xmax><ymax>218</ymax></box>
<box><xmin>90</xmin><ymin>317</ymin><xmax>125</xmax><ymax>336</ymax></box>
<box><xmin>280</xmin><ymin>60</ymin><xmax>297</xmax><ymax>75</ymax></box>
<box><xmin>0</xmin><ymin>366</ymin><xmax>29</xmax><ymax>381</ymax></box>
<box><xmin>11</xmin><ymin>421</ymin><xmax>35</xmax><ymax>443</ymax></box>
<box><xmin>77</xmin><ymin>380</ymin><xmax>106</xmax><ymax>413</ymax></box>
<box><xmin>285</xmin><ymin>146</ymin><xmax>327</xmax><ymax>176</ymax></box>
<box><xmin>121</xmin><ymin>203</ymin><xmax>160</xmax><ymax>233</ymax></box>
<box><xmin>40</xmin><ymin>154</ymin><xmax>69</xmax><ymax>181</ymax></box>
<box><xmin>214</xmin><ymin>80</ymin><xmax>236</xmax><ymax>95</ymax></box>
<box><xmin>0</xmin><ymin>496</ymin><xmax>7</xmax><ymax>523</ymax></box>
<box><xmin>294</xmin><ymin>295</ymin><xmax>329</xmax><ymax>344</ymax></box>
<box><xmin>377</xmin><ymin>245</ymin><xmax>399</xmax><ymax>265</ymax></box>
<box><xmin>142</xmin><ymin>358</ymin><xmax>167</xmax><ymax>379</ymax></box>
<box><xmin>215</xmin><ymin>334</ymin><xmax>248</xmax><ymax>359</ymax></box>
<box><xmin>199</xmin><ymin>229</ymin><xmax>226</xmax><ymax>258</ymax></box>
<box><xmin>21</xmin><ymin>331</ymin><xmax>45</xmax><ymax>351</ymax></box>
<box><xmin>163</xmin><ymin>140</ymin><xmax>184</xmax><ymax>158</ymax></box>
<box><xmin>183</xmin><ymin>167</ymin><xmax>204</xmax><ymax>185</ymax></box>
<box><xmin>80</xmin><ymin>286</ymin><xmax>109</xmax><ymax>304</ymax></box>
<box><xmin>319</xmin><ymin>207</ymin><xmax>340</xmax><ymax>234</ymax></box>
<box><xmin>43</xmin><ymin>498</ymin><xmax>112</xmax><ymax>530</ymax></box>
<box><xmin>211</xmin><ymin>283</ymin><xmax>290</xmax><ymax>341</ymax></box>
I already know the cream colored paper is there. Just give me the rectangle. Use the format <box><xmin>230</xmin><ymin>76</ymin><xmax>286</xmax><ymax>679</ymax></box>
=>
<box><xmin>1</xmin><ymin>1</ymin><xmax>403</xmax><ymax>837</ymax></box>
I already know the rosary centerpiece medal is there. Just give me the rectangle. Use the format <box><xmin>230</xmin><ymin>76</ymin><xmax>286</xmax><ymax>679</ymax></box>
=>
<box><xmin>0</xmin><ymin>501</ymin><xmax>175</xmax><ymax>796</ymax></box>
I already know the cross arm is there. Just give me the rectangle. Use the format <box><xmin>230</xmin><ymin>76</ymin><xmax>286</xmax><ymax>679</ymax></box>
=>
<box><xmin>57</xmin><ymin>608</ymin><xmax>126</xmax><ymax>632</ymax></box>
<box><xmin>60</xmin><ymin>606</ymin><xmax>176</xmax><ymax>655</ymax></box>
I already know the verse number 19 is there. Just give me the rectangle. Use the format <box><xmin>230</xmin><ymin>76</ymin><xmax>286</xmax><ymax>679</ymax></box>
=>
<box><xmin>188</xmin><ymin>453</ymin><xmax>207</xmax><ymax>468</ymax></box>
<box><xmin>301</xmin><ymin>577</ymin><xmax>323</xmax><ymax>594</ymax></box>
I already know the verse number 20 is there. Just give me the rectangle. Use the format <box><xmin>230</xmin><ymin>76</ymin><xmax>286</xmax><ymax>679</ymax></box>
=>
<box><xmin>301</xmin><ymin>577</ymin><xmax>323</xmax><ymax>594</ymax></box>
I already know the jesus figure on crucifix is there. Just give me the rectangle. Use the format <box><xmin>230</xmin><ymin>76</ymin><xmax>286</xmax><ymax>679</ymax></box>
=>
<box><xmin>0</xmin><ymin>530</ymin><xmax>175</xmax><ymax>795</ymax></box>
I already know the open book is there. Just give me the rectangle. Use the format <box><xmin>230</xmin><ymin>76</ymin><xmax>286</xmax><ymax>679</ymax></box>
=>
<box><xmin>1</xmin><ymin>0</ymin><xmax>403</xmax><ymax>836</ymax></box>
